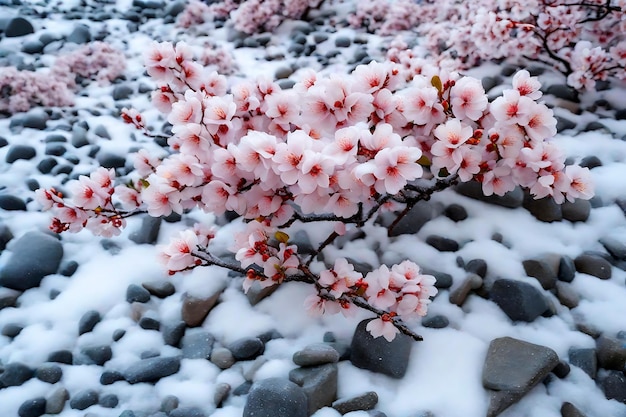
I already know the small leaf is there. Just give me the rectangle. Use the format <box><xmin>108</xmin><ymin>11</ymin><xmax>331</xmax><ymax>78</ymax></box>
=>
<box><xmin>275</xmin><ymin>231</ymin><xmax>289</xmax><ymax>243</ymax></box>
<box><xmin>438</xmin><ymin>167</ymin><xmax>450</xmax><ymax>177</ymax></box>
<box><xmin>431</xmin><ymin>75</ymin><xmax>443</xmax><ymax>93</ymax></box>
<box><xmin>417</xmin><ymin>155</ymin><xmax>431</xmax><ymax>167</ymax></box>
<box><xmin>139</xmin><ymin>178</ymin><xmax>150</xmax><ymax>188</ymax></box>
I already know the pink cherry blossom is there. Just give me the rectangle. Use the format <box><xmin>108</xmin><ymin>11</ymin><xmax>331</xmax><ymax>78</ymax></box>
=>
<box><xmin>433</xmin><ymin>119</ymin><xmax>474</xmax><ymax>148</ymax></box>
<box><xmin>512</xmin><ymin>70</ymin><xmax>542</xmax><ymax>100</ymax></box>
<box><xmin>160</xmin><ymin>230</ymin><xmax>200</xmax><ymax>272</ymax></box>
<box><xmin>372</xmin><ymin>146</ymin><xmax>423</xmax><ymax>195</ymax></box>
<box><xmin>450</xmin><ymin>77</ymin><xmax>487</xmax><ymax>121</ymax></box>
<box><xmin>366</xmin><ymin>316</ymin><xmax>399</xmax><ymax>342</ymax></box>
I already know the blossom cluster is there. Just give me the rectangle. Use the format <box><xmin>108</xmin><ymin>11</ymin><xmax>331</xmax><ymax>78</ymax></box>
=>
<box><xmin>52</xmin><ymin>41</ymin><xmax>126</xmax><ymax>87</ymax></box>
<box><xmin>352</xmin><ymin>0</ymin><xmax>625</xmax><ymax>91</ymax></box>
<box><xmin>0</xmin><ymin>41</ymin><xmax>126</xmax><ymax>113</ymax></box>
<box><xmin>0</xmin><ymin>66</ymin><xmax>75</xmax><ymax>113</ymax></box>
<box><xmin>176</xmin><ymin>0</ymin><xmax>323</xmax><ymax>34</ymax></box>
<box><xmin>347</xmin><ymin>0</ymin><xmax>421</xmax><ymax>35</ymax></box>
<box><xmin>38</xmin><ymin>41</ymin><xmax>593</xmax><ymax>340</ymax></box>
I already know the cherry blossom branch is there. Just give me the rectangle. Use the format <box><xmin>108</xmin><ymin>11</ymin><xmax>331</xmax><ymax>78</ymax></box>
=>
<box><xmin>349</xmin><ymin>296</ymin><xmax>424</xmax><ymax>341</ymax></box>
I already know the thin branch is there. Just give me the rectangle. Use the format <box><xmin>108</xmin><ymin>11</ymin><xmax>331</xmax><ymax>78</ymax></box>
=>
<box><xmin>387</xmin><ymin>175</ymin><xmax>458</xmax><ymax>237</ymax></box>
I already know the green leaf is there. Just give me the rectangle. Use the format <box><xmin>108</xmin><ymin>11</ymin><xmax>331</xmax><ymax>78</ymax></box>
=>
<box><xmin>431</xmin><ymin>75</ymin><xmax>443</xmax><ymax>93</ymax></box>
<box><xmin>275</xmin><ymin>231</ymin><xmax>289</xmax><ymax>243</ymax></box>
<box><xmin>417</xmin><ymin>155</ymin><xmax>431</xmax><ymax>167</ymax></box>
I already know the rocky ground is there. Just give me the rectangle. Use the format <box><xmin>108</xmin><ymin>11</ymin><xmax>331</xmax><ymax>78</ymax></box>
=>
<box><xmin>1</xmin><ymin>1</ymin><xmax>626</xmax><ymax>417</ymax></box>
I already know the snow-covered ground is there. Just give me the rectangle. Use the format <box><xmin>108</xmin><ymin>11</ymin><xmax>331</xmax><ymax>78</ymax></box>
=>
<box><xmin>1</xmin><ymin>1</ymin><xmax>626</xmax><ymax>417</ymax></box>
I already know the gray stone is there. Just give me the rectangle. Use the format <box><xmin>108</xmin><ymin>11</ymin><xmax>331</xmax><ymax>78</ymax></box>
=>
<box><xmin>5</xmin><ymin>17</ymin><xmax>34</xmax><ymax>37</ymax></box>
<box><xmin>335</xmin><ymin>36</ymin><xmax>351</xmax><ymax>47</ymax></box>
<box><xmin>561</xmin><ymin>402</ymin><xmax>587</xmax><ymax>417</ymax></box>
<box><xmin>422</xmin><ymin>314</ymin><xmax>449</xmax><ymax>329</ymax></box>
<box><xmin>556</xmin><ymin>116</ymin><xmax>577</xmax><ymax>132</ymax></box>
<box><xmin>483</xmin><ymin>337</ymin><xmax>559</xmax><ymax>416</ymax></box>
<box><xmin>568</xmin><ymin>348</ymin><xmax>597</xmax><ymax>379</ymax></box>
<box><xmin>555</xmin><ymin>281</ymin><xmax>579</xmax><ymax>309</ymax></box>
<box><xmin>289</xmin><ymin>363</ymin><xmax>338</xmax><ymax>415</ymax></box>
<box><xmin>81</xmin><ymin>344</ymin><xmax>113</xmax><ymax>366</ymax></box>
<box><xmin>99</xmin><ymin>393</ymin><xmax>119</xmax><ymax>408</ymax></box>
<box><xmin>97</xmin><ymin>152</ymin><xmax>126</xmax><ymax>169</ymax></box>
<box><xmin>182</xmin><ymin>291</ymin><xmax>222</xmax><ymax>327</ymax></box>
<box><xmin>387</xmin><ymin>201</ymin><xmax>440</xmax><ymax>236</ymax></box>
<box><xmin>600</xmin><ymin>236</ymin><xmax>626</xmax><ymax>261</ymax></box>
<box><xmin>523</xmin><ymin>195</ymin><xmax>562</xmax><ymax>222</ymax></box>
<box><xmin>332</xmin><ymin>391</ymin><xmax>378</xmax><ymax>414</ymax></box>
<box><xmin>425</xmin><ymin>235</ymin><xmax>459</xmax><ymax>252</ymax></box>
<box><xmin>580</xmin><ymin>155</ymin><xmax>602</xmax><ymax>170</ymax></box>
<box><xmin>129</xmin><ymin>216</ymin><xmax>162</xmax><ymax>244</ymax></box>
<box><xmin>522</xmin><ymin>256</ymin><xmax>559</xmax><ymax>289</ymax></box>
<box><xmin>455</xmin><ymin>181</ymin><xmax>524</xmax><ymax>208</ymax></box>
<box><xmin>350</xmin><ymin>319</ymin><xmax>412</xmax><ymax>378</ymax></box>
<box><xmin>561</xmin><ymin>199</ymin><xmax>591</xmax><ymax>222</ymax></box>
<box><xmin>228</xmin><ymin>337</ymin><xmax>264</xmax><ymax>361</ymax></box>
<box><xmin>123</xmin><ymin>356</ymin><xmax>181</xmax><ymax>384</ymax></box>
<box><xmin>45</xmin><ymin>144</ymin><xmax>66</xmax><ymax>156</ymax></box>
<box><xmin>0</xmin><ymin>288</ymin><xmax>19</xmax><ymax>310</ymax></box>
<box><xmin>293</xmin><ymin>343</ymin><xmax>340</xmax><ymax>367</ymax></box>
<box><xmin>100</xmin><ymin>370</ymin><xmax>125</xmax><ymax>385</ymax></box>
<box><xmin>243</xmin><ymin>378</ymin><xmax>308</xmax><ymax>417</ymax></box>
<box><xmin>160</xmin><ymin>395</ymin><xmax>179</xmax><ymax>413</ymax></box>
<box><xmin>78</xmin><ymin>310</ymin><xmax>101</xmax><ymax>335</ymax></box>
<box><xmin>0</xmin><ymin>231</ymin><xmax>63</xmax><ymax>291</ymax></box>
<box><xmin>45</xmin><ymin>387</ymin><xmax>69</xmax><ymax>414</ymax></box>
<box><xmin>67</xmin><ymin>24</ymin><xmax>91</xmax><ymax>44</ymax></box>
<box><xmin>596</xmin><ymin>336</ymin><xmax>626</xmax><ymax>371</ymax></box>
<box><xmin>574</xmin><ymin>254</ymin><xmax>612</xmax><ymax>279</ymax></box>
<box><xmin>211</xmin><ymin>347</ymin><xmax>235</xmax><ymax>369</ymax></box>
<box><xmin>546</xmin><ymin>84</ymin><xmax>579</xmax><ymax>102</ymax></box>
<box><xmin>18</xmin><ymin>397</ymin><xmax>46</xmax><ymax>417</ymax></box>
<box><xmin>69</xmin><ymin>389</ymin><xmax>98</xmax><ymax>410</ymax></box>
<box><xmin>490</xmin><ymin>279</ymin><xmax>549</xmax><ymax>322</ymax></box>
<box><xmin>483</xmin><ymin>337</ymin><xmax>559</xmax><ymax>390</ymax></box>
<box><xmin>6</xmin><ymin>145</ymin><xmax>37</xmax><ymax>163</ymax></box>
<box><xmin>2</xmin><ymin>323</ymin><xmax>23</xmax><ymax>338</ymax></box>
<box><xmin>0</xmin><ymin>362</ymin><xmax>33</xmax><ymax>387</ymax></box>
<box><xmin>214</xmin><ymin>382</ymin><xmax>230</xmax><ymax>407</ymax></box>
<box><xmin>170</xmin><ymin>407</ymin><xmax>206</xmax><ymax>417</ymax></box>
<box><xmin>139</xmin><ymin>316</ymin><xmax>160</xmax><ymax>330</ymax></box>
<box><xmin>37</xmin><ymin>158</ymin><xmax>58</xmax><ymax>174</ymax></box>
<box><xmin>93</xmin><ymin>124</ymin><xmax>111</xmax><ymax>139</ymax></box>
<box><xmin>181</xmin><ymin>329</ymin><xmax>214</xmax><ymax>360</ymax></box>
<box><xmin>142</xmin><ymin>280</ymin><xmax>175</xmax><ymax>298</ymax></box>
<box><xmin>465</xmin><ymin>259</ymin><xmax>487</xmax><ymax>278</ymax></box>
<box><xmin>22</xmin><ymin>111</ymin><xmax>48</xmax><ymax>129</ymax></box>
<box><xmin>35</xmin><ymin>363</ymin><xmax>62</xmax><ymax>383</ymax></box>
<box><xmin>558</xmin><ymin>256</ymin><xmax>576</xmax><ymax>282</ymax></box>
<box><xmin>0</xmin><ymin>223</ymin><xmax>13</xmax><ymax>251</ymax></box>
<box><xmin>449</xmin><ymin>273</ymin><xmax>483</xmax><ymax>307</ymax></box>
<box><xmin>246</xmin><ymin>280</ymin><xmax>280</xmax><ymax>305</ymax></box>
<box><xmin>233</xmin><ymin>381</ymin><xmax>253</xmax><ymax>396</ymax></box>
<box><xmin>444</xmin><ymin>203</ymin><xmax>468</xmax><ymax>222</ymax></box>
<box><xmin>47</xmin><ymin>350</ymin><xmax>73</xmax><ymax>364</ymax></box>
<box><xmin>113</xmin><ymin>84</ymin><xmax>134</xmax><ymax>100</ymax></box>
<box><xmin>162</xmin><ymin>320</ymin><xmax>186</xmax><ymax>347</ymax></box>
<box><xmin>126</xmin><ymin>284</ymin><xmax>151</xmax><ymax>303</ymax></box>
<box><xmin>0</xmin><ymin>195</ymin><xmax>26</xmax><ymax>210</ymax></box>
<box><xmin>275</xmin><ymin>66</ymin><xmax>294</xmax><ymax>80</ymax></box>
<box><xmin>598</xmin><ymin>370</ymin><xmax>626</xmax><ymax>403</ymax></box>
<box><xmin>112</xmin><ymin>328</ymin><xmax>126</xmax><ymax>341</ymax></box>
<box><xmin>426</xmin><ymin>269</ymin><xmax>453</xmax><ymax>289</ymax></box>
<box><xmin>553</xmin><ymin>360</ymin><xmax>571</xmax><ymax>378</ymax></box>
<box><xmin>482</xmin><ymin>76</ymin><xmax>502</xmax><ymax>93</ymax></box>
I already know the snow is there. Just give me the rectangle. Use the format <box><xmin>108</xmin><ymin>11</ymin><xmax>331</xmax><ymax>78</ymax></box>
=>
<box><xmin>0</xmin><ymin>0</ymin><xmax>626</xmax><ymax>416</ymax></box>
